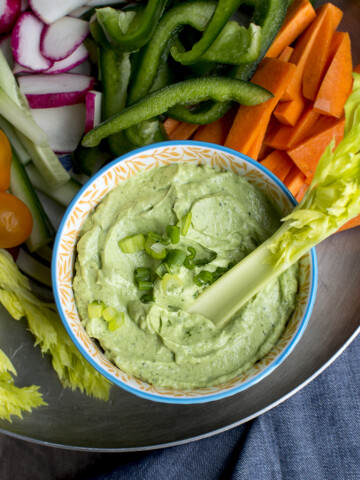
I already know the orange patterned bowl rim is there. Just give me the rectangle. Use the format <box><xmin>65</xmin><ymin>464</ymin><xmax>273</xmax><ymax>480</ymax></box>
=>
<box><xmin>52</xmin><ymin>141</ymin><xmax>318</xmax><ymax>404</ymax></box>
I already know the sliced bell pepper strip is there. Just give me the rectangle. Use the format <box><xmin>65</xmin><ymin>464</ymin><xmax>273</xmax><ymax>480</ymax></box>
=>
<box><xmin>82</xmin><ymin>76</ymin><xmax>272</xmax><ymax>147</ymax></box>
<box><xmin>167</xmin><ymin>0</ymin><xmax>288</xmax><ymax>124</ymax></box>
<box><xmin>96</xmin><ymin>0</ymin><xmax>168</xmax><ymax>52</ymax></box>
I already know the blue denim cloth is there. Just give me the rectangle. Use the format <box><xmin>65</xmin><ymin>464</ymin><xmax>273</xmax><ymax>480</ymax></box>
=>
<box><xmin>84</xmin><ymin>334</ymin><xmax>360</xmax><ymax>480</ymax></box>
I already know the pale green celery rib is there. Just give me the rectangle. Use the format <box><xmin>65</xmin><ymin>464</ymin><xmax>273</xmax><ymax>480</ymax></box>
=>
<box><xmin>0</xmin><ymin>88</ymin><xmax>47</xmax><ymax>145</ymax></box>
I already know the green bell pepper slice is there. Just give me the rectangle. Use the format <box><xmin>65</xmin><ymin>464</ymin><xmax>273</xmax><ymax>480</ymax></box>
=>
<box><xmin>170</xmin><ymin>0</ymin><xmax>243</xmax><ymax>65</ymax></box>
<box><xmin>167</xmin><ymin>0</ymin><xmax>288</xmax><ymax>124</ymax></box>
<box><xmin>96</xmin><ymin>0</ymin><xmax>168</xmax><ymax>52</ymax></box>
<box><xmin>82</xmin><ymin>76</ymin><xmax>272</xmax><ymax>148</ymax></box>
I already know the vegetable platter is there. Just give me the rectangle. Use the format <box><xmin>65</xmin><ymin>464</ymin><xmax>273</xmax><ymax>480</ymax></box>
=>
<box><xmin>0</xmin><ymin>0</ymin><xmax>359</xmax><ymax>450</ymax></box>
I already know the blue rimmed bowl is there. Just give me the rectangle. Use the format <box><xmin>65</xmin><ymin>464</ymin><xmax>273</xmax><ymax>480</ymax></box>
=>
<box><xmin>52</xmin><ymin>141</ymin><xmax>317</xmax><ymax>404</ymax></box>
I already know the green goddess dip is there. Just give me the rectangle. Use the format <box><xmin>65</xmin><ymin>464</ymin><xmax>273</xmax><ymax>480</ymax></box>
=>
<box><xmin>73</xmin><ymin>164</ymin><xmax>299</xmax><ymax>389</ymax></box>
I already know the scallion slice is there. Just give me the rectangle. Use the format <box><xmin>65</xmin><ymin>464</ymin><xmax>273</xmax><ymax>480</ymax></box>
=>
<box><xmin>165</xmin><ymin>249</ymin><xmax>187</xmax><ymax>273</ymax></box>
<box><xmin>138</xmin><ymin>280</ymin><xmax>154</xmax><ymax>291</ymax></box>
<box><xmin>135</xmin><ymin>267</ymin><xmax>152</xmax><ymax>281</ymax></box>
<box><xmin>180</xmin><ymin>211</ymin><xmax>192</xmax><ymax>236</ymax></box>
<box><xmin>166</xmin><ymin>225</ymin><xmax>180</xmax><ymax>244</ymax></box>
<box><xmin>184</xmin><ymin>246</ymin><xmax>196</xmax><ymax>269</ymax></box>
<box><xmin>119</xmin><ymin>233</ymin><xmax>146</xmax><ymax>253</ymax></box>
<box><xmin>155</xmin><ymin>263</ymin><xmax>168</xmax><ymax>278</ymax></box>
<box><xmin>108</xmin><ymin>312</ymin><xmax>125</xmax><ymax>331</ymax></box>
<box><xmin>88</xmin><ymin>301</ymin><xmax>105</xmax><ymax>319</ymax></box>
<box><xmin>145</xmin><ymin>233</ymin><xmax>167</xmax><ymax>259</ymax></box>
<box><xmin>103</xmin><ymin>306</ymin><xmax>117</xmax><ymax>322</ymax></box>
<box><xmin>194</xmin><ymin>270</ymin><xmax>214</xmax><ymax>287</ymax></box>
<box><xmin>141</xmin><ymin>293</ymin><xmax>154</xmax><ymax>303</ymax></box>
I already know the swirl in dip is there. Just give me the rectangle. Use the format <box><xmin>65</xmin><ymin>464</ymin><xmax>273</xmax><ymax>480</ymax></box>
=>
<box><xmin>73</xmin><ymin>164</ymin><xmax>299</xmax><ymax>388</ymax></box>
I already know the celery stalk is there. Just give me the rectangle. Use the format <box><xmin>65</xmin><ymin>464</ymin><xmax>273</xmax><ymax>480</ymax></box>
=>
<box><xmin>189</xmin><ymin>73</ymin><xmax>360</xmax><ymax>327</ymax></box>
<box><xmin>0</xmin><ymin>51</ymin><xmax>70</xmax><ymax>188</ymax></box>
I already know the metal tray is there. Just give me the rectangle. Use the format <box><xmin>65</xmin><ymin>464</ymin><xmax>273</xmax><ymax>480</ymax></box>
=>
<box><xmin>0</xmin><ymin>0</ymin><xmax>359</xmax><ymax>452</ymax></box>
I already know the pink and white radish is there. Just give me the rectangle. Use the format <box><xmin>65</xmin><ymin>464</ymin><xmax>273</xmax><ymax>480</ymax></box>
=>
<box><xmin>41</xmin><ymin>42</ymin><xmax>89</xmax><ymax>74</ymax></box>
<box><xmin>40</xmin><ymin>16</ymin><xmax>89</xmax><ymax>62</ymax></box>
<box><xmin>30</xmin><ymin>103</ymin><xmax>86</xmax><ymax>153</ymax></box>
<box><xmin>85</xmin><ymin>90</ymin><xmax>101</xmax><ymax>133</ymax></box>
<box><xmin>18</xmin><ymin>73</ymin><xmax>95</xmax><ymax>108</ymax></box>
<box><xmin>29</xmin><ymin>0</ymin><xmax>85</xmax><ymax>25</ymax></box>
<box><xmin>11</xmin><ymin>12</ymin><xmax>53</xmax><ymax>71</ymax></box>
<box><xmin>0</xmin><ymin>33</ymin><xmax>13</xmax><ymax>67</ymax></box>
<box><xmin>0</xmin><ymin>0</ymin><xmax>21</xmax><ymax>34</ymax></box>
<box><xmin>12</xmin><ymin>61</ymin><xmax>33</xmax><ymax>74</ymax></box>
<box><xmin>68</xmin><ymin>58</ymin><xmax>91</xmax><ymax>75</ymax></box>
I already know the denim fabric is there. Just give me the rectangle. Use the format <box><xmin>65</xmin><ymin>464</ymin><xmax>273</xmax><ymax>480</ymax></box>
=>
<box><xmin>84</xmin><ymin>334</ymin><xmax>360</xmax><ymax>480</ymax></box>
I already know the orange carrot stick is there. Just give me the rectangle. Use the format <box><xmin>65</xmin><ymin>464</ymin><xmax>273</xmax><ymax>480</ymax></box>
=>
<box><xmin>287</xmin><ymin>116</ymin><xmax>345</xmax><ymax>182</ymax></box>
<box><xmin>313</xmin><ymin>32</ymin><xmax>353</xmax><ymax>119</ymax></box>
<box><xmin>265</xmin><ymin>104</ymin><xmax>319</xmax><ymax>150</ymax></box>
<box><xmin>295</xmin><ymin>182</ymin><xmax>309</xmax><ymax>202</ymax></box>
<box><xmin>266</xmin><ymin>0</ymin><xmax>316</xmax><ymax>58</ymax></box>
<box><xmin>338</xmin><ymin>214</ymin><xmax>360</xmax><ymax>232</ymax></box>
<box><xmin>302</xmin><ymin>12</ymin><xmax>339</xmax><ymax>100</ymax></box>
<box><xmin>168</xmin><ymin>122</ymin><xmax>199</xmax><ymax>141</ymax></box>
<box><xmin>274</xmin><ymin>90</ymin><xmax>307</xmax><ymax>126</ymax></box>
<box><xmin>193</xmin><ymin>108</ymin><xmax>236</xmax><ymax>145</ymax></box>
<box><xmin>284</xmin><ymin>165</ymin><xmax>306</xmax><ymax>196</ymax></box>
<box><xmin>260</xmin><ymin>150</ymin><xmax>294</xmax><ymax>182</ymax></box>
<box><xmin>278</xmin><ymin>46</ymin><xmax>294</xmax><ymax>62</ymax></box>
<box><xmin>163</xmin><ymin>117</ymin><xmax>181</xmax><ymax>137</ymax></box>
<box><xmin>224</xmin><ymin>58</ymin><xmax>296</xmax><ymax>154</ymax></box>
<box><xmin>281</xmin><ymin>3</ymin><xmax>343</xmax><ymax>102</ymax></box>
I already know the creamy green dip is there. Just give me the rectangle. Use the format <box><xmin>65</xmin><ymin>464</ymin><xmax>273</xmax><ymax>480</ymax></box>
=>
<box><xmin>73</xmin><ymin>164</ymin><xmax>299</xmax><ymax>389</ymax></box>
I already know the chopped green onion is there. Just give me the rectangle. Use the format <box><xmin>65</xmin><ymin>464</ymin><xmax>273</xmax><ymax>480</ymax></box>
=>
<box><xmin>135</xmin><ymin>267</ymin><xmax>152</xmax><ymax>281</ymax></box>
<box><xmin>184</xmin><ymin>246</ymin><xmax>196</xmax><ymax>269</ymax></box>
<box><xmin>138</xmin><ymin>280</ymin><xmax>154</xmax><ymax>291</ymax></box>
<box><xmin>108</xmin><ymin>312</ymin><xmax>125</xmax><ymax>331</ymax></box>
<box><xmin>180</xmin><ymin>211</ymin><xmax>192</xmax><ymax>236</ymax></box>
<box><xmin>103</xmin><ymin>306</ymin><xmax>117</xmax><ymax>322</ymax></box>
<box><xmin>194</xmin><ymin>250</ymin><xmax>217</xmax><ymax>266</ymax></box>
<box><xmin>161</xmin><ymin>273</ymin><xmax>183</xmax><ymax>291</ymax></box>
<box><xmin>155</xmin><ymin>263</ymin><xmax>168</xmax><ymax>278</ymax></box>
<box><xmin>88</xmin><ymin>301</ymin><xmax>105</xmax><ymax>319</ymax></box>
<box><xmin>141</xmin><ymin>293</ymin><xmax>154</xmax><ymax>303</ymax></box>
<box><xmin>145</xmin><ymin>233</ymin><xmax>167</xmax><ymax>259</ymax></box>
<box><xmin>194</xmin><ymin>270</ymin><xmax>214</xmax><ymax>287</ymax></box>
<box><xmin>166</xmin><ymin>225</ymin><xmax>180</xmax><ymax>244</ymax></box>
<box><xmin>119</xmin><ymin>233</ymin><xmax>146</xmax><ymax>253</ymax></box>
<box><xmin>165</xmin><ymin>249</ymin><xmax>187</xmax><ymax>273</ymax></box>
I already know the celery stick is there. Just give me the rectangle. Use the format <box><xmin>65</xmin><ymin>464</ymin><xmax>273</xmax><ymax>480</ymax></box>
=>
<box><xmin>189</xmin><ymin>74</ymin><xmax>360</xmax><ymax>327</ymax></box>
<box><xmin>26</xmin><ymin>163</ymin><xmax>81</xmax><ymax>208</ymax></box>
<box><xmin>10</xmin><ymin>150</ymin><xmax>55</xmax><ymax>252</ymax></box>
<box><xmin>0</xmin><ymin>50</ymin><xmax>70</xmax><ymax>187</ymax></box>
<box><xmin>0</xmin><ymin>87</ymin><xmax>47</xmax><ymax>145</ymax></box>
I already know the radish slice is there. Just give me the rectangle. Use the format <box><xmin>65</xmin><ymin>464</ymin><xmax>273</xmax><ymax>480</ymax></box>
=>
<box><xmin>30</xmin><ymin>103</ymin><xmax>86</xmax><ymax>153</ymax></box>
<box><xmin>86</xmin><ymin>0</ymin><xmax>127</xmax><ymax>6</ymax></box>
<box><xmin>12</xmin><ymin>61</ymin><xmax>33</xmax><ymax>74</ymax></box>
<box><xmin>0</xmin><ymin>34</ymin><xmax>13</xmax><ymax>68</ymax></box>
<box><xmin>29</xmin><ymin>0</ymin><xmax>85</xmax><ymax>25</ymax></box>
<box><xmin>18</xmin><ymin>73</ymin><xmax>95</xmax><ymax>108</ymax></box>
<box><xmin>69</xmin><ymin>6</ymin><xmax>91</xmax><ymax>18</ymax></box>
<box><xmin>40</xmin><ymin>16</ymin><xmax>89</xmax><ymax>62</ymax></box>
<box><xmin>85</xmin><ymin>90</ymin><xmax>102</xmax><ymax>133</ymax></box>
<box><xmin>0</xmin><ymin>0</ymin><xmax>21</xmax><ymax>34</ymax></box>
<box><xmin>11</xmin><ymin>12</ymin><xmax>53</xmax><ymax>71</ymax></box>
<box><xmin>68</xmin><ymin>59</ymin><xmax>91</xmax><ymax>75</ymax></box>
<box><xmin>42</xmin><ymin>42</ymin><xmax>89</xmax><ymax>74</ymax></box>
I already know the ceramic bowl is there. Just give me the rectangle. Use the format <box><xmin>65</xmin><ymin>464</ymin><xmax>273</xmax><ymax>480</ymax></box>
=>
<box><xmin>52</xmin><ymin>141</ymin><xmax>317</xmax><ymax>404</ymax></box>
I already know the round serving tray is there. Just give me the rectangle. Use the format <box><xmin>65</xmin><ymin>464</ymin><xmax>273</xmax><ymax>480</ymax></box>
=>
<box><xmin>0</xmin><ymin>0</ymin><xmax>359</xmax><ymax>452</ymax></box>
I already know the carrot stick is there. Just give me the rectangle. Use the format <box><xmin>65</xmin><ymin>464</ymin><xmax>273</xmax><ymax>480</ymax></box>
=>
<box><xmin>193</xmin><ymin>108</ymin><xmax>236</xmax><ymax>145</ymax></box>
<box><xmin>163</xmin><ymin>117</ymin><xmax>181</xmax><ymax>137</ymax></box>
<box><xmin>281</xmin><ymin>3</ymin><xmax>343</xmax><ymax>102</ymax></box>
<box><xmin>224</xmin><ymin>58</ymin><xmax>296</xmax><ymax>154</ymax></box>
<box><xmin>287</xmin><ymin>116</ymin><xmax>345</xmax><ymax>182</ymax></box>
<box><xmin>260</xmin><ymin>150</ymin><xmax>294</xmax><ymax>182</ymax></box>
<box><xmin>313</xmin><ymin>32</ymin><xmax>353</xmax><ymax>119</ymax></box>
<box><xmin>337</xmin><ymin>214</ymin><xmax>360</xmax><ymax>232</ymax></box>
<box><xmin>295</xmin><ymin>182</ymin><xmax>309</xmax><ymax>202</ymax></box>
<box><xmin>278</xmin><ymin>46</ymin><xmax>294</xmax><ymax>62</ymax></box>
<box><xmin>302</xmin><ymin>12</ymin><xmax>339</xmax><ymax>100</ymax></box>
<box><xmin>284</xmin><ymin>165</ymin><xmax>306</xmax><ymax>196</ymax></box>
<box><xmin>274</xmin><ymin>90</ymin><xmax>307</xmax><ymax>126</ymax></box>
<box><xmin>168</xmin><ymin>122</ymin><xmax>199</xmax><ymax>141</ymax></box>
<box><xmin>266</xmin><ymin>0</ymin><xmax>316</xmax><ymax>58</ymax></box>
<box><xmin>265</xmin><ymin>104</ymin><xmax>319</xmax><ymax>150</ymax></box>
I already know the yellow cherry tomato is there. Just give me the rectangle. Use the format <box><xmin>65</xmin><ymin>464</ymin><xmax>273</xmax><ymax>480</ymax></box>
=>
<box><xmin>0</xmin><ymin>130</ymin><xmax>12</xmax><ymax>192</ymax></box>
<box><xmin>0</xmin><ymin>192</ymin><xmax>33</xmax><ymax>248</ymax></box>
